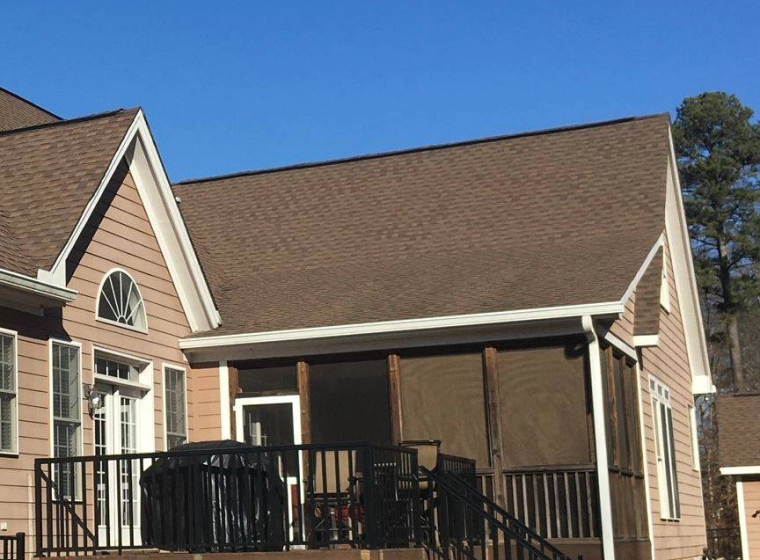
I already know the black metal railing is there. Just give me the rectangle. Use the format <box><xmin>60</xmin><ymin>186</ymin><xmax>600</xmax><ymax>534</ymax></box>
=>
<box><xmin>422</xmin><ymin>468</ymin><xmax>572</xmax><ymax>560</ymax></box>
<box><xmin>0</xmin><ymin>533</ymin><xmax>25</xmax><ymax>560</ymax></box>
<box><xmin>437</xmin><ymin>454</ymin><xmax>477</xmax><ymax>487</ymax></box>
<box><xmin>706</xmin><ymin>528</ymin><xmax>741</xmax><ymax>560</ymax></box>
<box><xmin>34</xmin><ymin>442</ymin><xmax>420</xmax><ymax>556</ymax></box>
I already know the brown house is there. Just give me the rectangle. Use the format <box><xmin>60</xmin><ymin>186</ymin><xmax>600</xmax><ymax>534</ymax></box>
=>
<box><xmin>0</xmin><ymin>86</ymin><xmax>712</xmax><ymax>560</ymax></box>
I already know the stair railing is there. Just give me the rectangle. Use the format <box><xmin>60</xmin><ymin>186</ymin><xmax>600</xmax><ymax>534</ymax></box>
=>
<box><xmin>421</xmin><ymin>467</ymin><xmax>573</xmax><ymax>560</ymax></box>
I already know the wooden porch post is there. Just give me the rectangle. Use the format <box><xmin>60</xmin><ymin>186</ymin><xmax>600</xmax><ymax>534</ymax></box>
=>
<box><xmin>297</xmin><ymin>361</ymin><xmax>311</xmax><ymax>444</ymax></box>
<box><xmin>484</xmin><ymin>347</ymin><xmax>507</xmax><ymax>508</ymax></box>
<box><xmin>584</xmin><ymin>316</ymin><xmax>616</xmax><ymax>560</ymax></box>
<box><xmin>388</xmin><ymin>354</ymin><xmax>403</xmax><ymax>445</ymax></box>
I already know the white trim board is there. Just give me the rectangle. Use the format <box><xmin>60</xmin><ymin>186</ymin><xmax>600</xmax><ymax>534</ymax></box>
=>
<box><xmin>738</xmin><ymin>480</ymin><xmax>751</xmax><ymax>560</ymax></box>
<box><xmin>721</xmin><ymin>466</ymin><xmax>760</xmax><ymax>476</ymax></box>
<box><xmin>36</xmin><ymin>110</ymin><xmax>220</xmax><ymax>333</ymax></box>
<box><xmin>181</xmin><ymin>301</ymin><xmax>624</xmax><ymax>351</ymax></box>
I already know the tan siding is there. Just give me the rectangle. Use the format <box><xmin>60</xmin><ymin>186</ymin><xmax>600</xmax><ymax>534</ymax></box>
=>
<box><xmin>610</xmin><ymin>289</ymin><xmax>636</xmax><ymax>346</ymax></box>
<box><xmin>0</xmin><ymin>169</ymin><xmax>195</xmax><ymax>549</ymax></box>
<box><xmin>188</xmin><ymin>363</ymin><xmax>223</xmax><ymax>441</ymax></box>
<box><xmin>639</xmin><ymin>237</ymin><xmax>706</xmax><ymax>560</ymax></box>
<box><xmin>741</xmin><ymin>480</ymin><xmax>760</xmax><ymax>560</ymax></box>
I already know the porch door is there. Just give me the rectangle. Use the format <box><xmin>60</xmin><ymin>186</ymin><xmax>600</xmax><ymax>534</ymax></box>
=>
<box><xmin>94</xmin><ymin>384</ymin><xmax>144</xmax><ymax>547</ymax></box>
<box><xmin>234</xmin><ymin>395</ymin><xmax>303</xmax><ymax>542</ymax></box>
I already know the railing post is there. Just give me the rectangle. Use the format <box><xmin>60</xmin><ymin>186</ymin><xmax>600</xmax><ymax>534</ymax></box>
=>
<box><xmin>16</xmin><ymin>533</ymin><xmax>25</xmax><ymax>560</ymax></box>
<box><xmin>411</xmin><ymin>450</ymin><xmax>422</xmax><ymax>548</ymax></box>
<box><xmin>34</xmin><ymin>461</ymin><xmax>43</xmax><ymax>557</ymax></box>
<box><xmin>362</xmin><ymin>445</ymin><xmax>377</xmax><ymax>548</ymax></box>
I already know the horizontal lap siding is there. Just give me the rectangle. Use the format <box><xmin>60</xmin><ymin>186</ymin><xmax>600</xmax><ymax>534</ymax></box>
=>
<box><xmin>742</xmin><ymin>480</ymin><xmax>760</xmax><ymax>560</ymax></box>
<box><xmin>639</xmin><ymin>238</ymin><xmax>706</xmax><ymax>560</ymax></box>
<box><xmin>0</xmin><ymin>169</ymin><xmax>194</xmax><ymax>550</ymax></box>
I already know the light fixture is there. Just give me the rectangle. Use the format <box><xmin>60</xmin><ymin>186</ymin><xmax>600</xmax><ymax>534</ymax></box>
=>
<box><xmin>83</xmin><ymin>384</ymin><xmax>104</xmax><ymax>416</ymax></box>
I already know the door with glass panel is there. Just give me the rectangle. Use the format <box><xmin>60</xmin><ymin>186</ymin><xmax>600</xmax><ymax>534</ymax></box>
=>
<box><xmin>94</xmin><ymin>379</ymin><xmax>144</xmax><ymax>547</ymax></box>
<box><xmin>234</xmin><ymin>395</ymin><xmax>303</xmax><ymax>542</ymax></box>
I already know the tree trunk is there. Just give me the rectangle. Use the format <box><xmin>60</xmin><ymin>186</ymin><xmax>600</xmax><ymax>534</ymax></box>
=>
<box><xmin>728</xmin><ymin>314</ymin><xmax>746</xmax><ymax>392</ymax></box>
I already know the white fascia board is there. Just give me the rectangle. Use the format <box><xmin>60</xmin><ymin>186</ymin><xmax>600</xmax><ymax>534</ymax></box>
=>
<box><xmin>40</xmin><ymin>110</ymin><xmax>220</xmax><ymax>332</ymax></box>
<box><xmin>720</xmin><ymin>466</ymin><xmax>760</xmax><ymax>476</ymax></box>
<box><xmin>180</xmin><ymin>300</ymin><xmax>624</xmax><ymax>350</ymax></box>
<box><xmin>665</xmin><ymin>130</ymin><xmax>714</xmax><ymax>394</ymax></box>
<box><xmin>602</xmin><ymin>330</ymin><xmax>638</xmax><ymax>361</ymax></box>
<box><xmin>620</xmin><ymin>232</ymin><xmax>666</xmax><ymax>305</ymax></box>
<box><xmin>0</xmin><ymin>267</ymin><xmax>77</xmax><ymax>303</ymax></box>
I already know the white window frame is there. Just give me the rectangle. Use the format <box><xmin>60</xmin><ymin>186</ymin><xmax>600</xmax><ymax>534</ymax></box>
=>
<box><xmin>49</xmin><ymin>339</ymin><xmax>84</xmax><ymax>500</ymax></box>
<box><xmin>95</xmin><ymin>268</ymin><xmax>149</xmax><ymax>333</ymax></box>
<box><xmin>650</xmin><ymin>376</ymin><xmax>680</xmax><ymax>520</ymax></box>
<box><xmin>0</xmin><ymin>328</ymin><xmax>19</xmax><ymax>455</ymax></box>
<box><xmin>162</xmin><ymin>363</ymin><xmax>189</xmax><ymax>451</ymax></box>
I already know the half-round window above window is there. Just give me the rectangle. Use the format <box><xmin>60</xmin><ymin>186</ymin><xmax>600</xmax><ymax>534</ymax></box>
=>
<box><xmin>97</xmin><ymin>270</ymin><xmax>147</xmax><ymax>331</ymax></box>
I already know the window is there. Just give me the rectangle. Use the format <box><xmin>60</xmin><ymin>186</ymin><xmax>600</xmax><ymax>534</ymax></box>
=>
<box><xmin>650</xmin><ymin>377</ymin><xmax>680</xmax><ymax>520</ymax></box>
<box><xmin>51</xmin><ymin>342</ymin><xmax>81</xmax><ymax>499</ymax></box>
<box><xmin>97</xmin><ymin>270</ymin><xmax>147</xmax><ymax>331</ymax></box>
<box><xmin>164</xmin><ymin>367</ymin><xmax>187</xmax><ymax>450</ymax></box>
<box><xmin>95</xmin><ymin>357</ymin><xmax>139</xmax><ymax>383</ymax></box>
<box><xmin>0</xmin><ymin>331</ymin><xmax>17</xmax><ymax>454</ymax></box>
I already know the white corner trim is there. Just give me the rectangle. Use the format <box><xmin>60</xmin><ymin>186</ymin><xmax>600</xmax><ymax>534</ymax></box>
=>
<box><xmin>0</xmin><ymin>267</ymin><xmax>77</xmax><ymax>304</ymax></box>
<box><xmin>583</xmin><ymin>315</ymin><xmax>616</xmax><ymax>560</ymax></box>
<box><xmin>180</xmin><ymin>301</ymin><xmax>624</xmax><ymax>350</ymax></box>
<box><xmin>41</xmin><ymin>109</ymin><xmax>220</xmax><ymax>332</ymax></box>
<box><xmin>621</xmin><ymin>233</ymin><xmax>666</xmax><ymax>305</ymax></box>
<box><xmin>721</xmin><ymin>466</ymin><xmax>760</xmax><ymax>476</ymax></box>
<box><xmin>635</xmin><ymin>361</ymin><xmax>656</xmax><ymax>560</ymax></box>
<box><xmin>738</xmin><ymin>480</ymin><xmax>751</xmax><ymax>560</ymax></box>
<box><xmin>634</xmin><ymin>335</ymin><xmax>660</xmax><ymax>347</ymax></box>
<box><xmin>665</xmin><ymin>130</ymin><xmax>713</xmax><ymax>394</ymax></box>
<box><xmin>219</xmin><ymin>361</ymin><xmax>231</xmax><ymax>439</ymax></box>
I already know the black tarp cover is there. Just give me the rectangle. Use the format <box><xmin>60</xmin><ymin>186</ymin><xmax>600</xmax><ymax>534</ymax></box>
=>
<box><xmin>140</xmin><ymin>440</ymin><xmax>285</xmax><ymax>552</ymax></box>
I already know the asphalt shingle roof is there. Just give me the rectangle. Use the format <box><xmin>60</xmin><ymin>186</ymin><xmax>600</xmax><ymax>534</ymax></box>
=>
<box><xmin>0</xmin><ymin>88</ymin><xmax>60</xmax><ymax>132</ymax></box>
<box><xmin>0</xmin><ymin>109</ymin><xmax>139</xmax><ymax>276</ymax></box>
<box><xmin>174</xmin><ymin>115</ymin><xmax>671</xmax><ymax>336</ymax></box>
<box><xmin>718</xmin><ymin>394</ymin><xmax>760</xmax><ymax>468</ymax></box>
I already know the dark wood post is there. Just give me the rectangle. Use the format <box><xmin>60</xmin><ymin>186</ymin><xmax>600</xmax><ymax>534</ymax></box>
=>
<box><xmin>483</xmin><ymin>347</ymin><xmax>507</xmax><ymax>508</ymax></box>
<box><xmin>388</xmin><ymin>354</ymin><xmax>403</xmax><ymax>445</ymax></box>
<box><xmin>297</xmin><ymin>361</ymin><xmax>311</xmax><ymax>444</ymax></box>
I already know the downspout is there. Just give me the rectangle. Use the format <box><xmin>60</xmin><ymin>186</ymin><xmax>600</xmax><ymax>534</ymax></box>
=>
<box><xmin>583</xmin><ymin>315</ymin><xmax>616</xmax><ymax>560</ymax></box>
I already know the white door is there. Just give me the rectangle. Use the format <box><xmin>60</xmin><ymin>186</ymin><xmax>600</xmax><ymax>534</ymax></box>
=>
<box><xmin>234</xmin><ymin>395</ymin><xmax>303</xmax><ymax>544</ymax></box>
<box><xmin>94</xmin><ymin>384</ymin><xmax>144</xmax><ymax>547</ymax></box>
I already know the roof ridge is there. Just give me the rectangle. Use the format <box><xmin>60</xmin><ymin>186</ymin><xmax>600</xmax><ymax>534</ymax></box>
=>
<box><xmin>0</xmin><ymin>107</ymin><xmax>139</xmax><ymax>138</ymax></box>
<box><xmin>0</xmin><ymin>86</ymin><xmax>62</xmax><ymax>120</ymax></box>
<box><xmin>175</xmin><ymin>113</ymin><xmax>671</xmax><ymax>187</ymax></box>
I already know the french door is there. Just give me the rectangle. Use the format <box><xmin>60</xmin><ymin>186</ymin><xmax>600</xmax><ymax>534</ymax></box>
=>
<box><xmin>94</xmin><ymin>383</ymin><xmax>145</xmax><ymax>546</ymax></box>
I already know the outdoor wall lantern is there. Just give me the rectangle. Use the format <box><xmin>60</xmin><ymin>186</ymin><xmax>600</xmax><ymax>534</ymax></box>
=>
<box><xmin>83</xmin><ymin>384</ymin><xmax>104</xmax><ymax>416</ymax></box>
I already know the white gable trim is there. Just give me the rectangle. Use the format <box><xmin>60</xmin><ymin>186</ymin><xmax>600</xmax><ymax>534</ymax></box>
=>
<box><xmin>665</xmin><ymin>129</ymin><xmax>713</xmax><ymax>395</ymax></box>
<box><xmin>621</xmin><ymin>232</ymin><xmax>665</xmax><ymax>306</ymax></box>
<box><xmin>39</xmin><ymin>110</ymin><xmax>220</xmax><ymax>332</ymax></box>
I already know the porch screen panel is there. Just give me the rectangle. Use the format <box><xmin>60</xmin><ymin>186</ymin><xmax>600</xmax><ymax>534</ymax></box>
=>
<box><xmin>238</xmin><ymin>363</ymin><xmax>298</xmax><ymax>395</ymax></box>
<box><xmin>309</xmin><ymin>358</ymin><xmax>391</xmax><ymax>445</ymax></box>
<box><xmin>399</xmin><ymin>353</ymin><xmax>489</xmax><ymax>466</ymax></box>
<box><xmin>497</xmin><ymin>343</ymin><xmax>591</xmax><ymax>467</ymax></box>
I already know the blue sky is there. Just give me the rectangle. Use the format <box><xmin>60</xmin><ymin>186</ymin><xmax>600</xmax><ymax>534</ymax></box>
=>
<box><xmin>2</xmin><ymin>2</ymin><xmax>758</xmax><ymax>181</ymax></box>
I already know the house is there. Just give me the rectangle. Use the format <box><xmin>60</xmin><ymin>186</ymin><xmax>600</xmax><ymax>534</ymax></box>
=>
<box><xmin>717</xmin><ymin>394</ymin><xmax>760</xmax><ymax>560</ymax></box>
<box><xmin>0</xmin><ymin>85</ymin><xmax>712</xmax><ymax>560</ymax></box>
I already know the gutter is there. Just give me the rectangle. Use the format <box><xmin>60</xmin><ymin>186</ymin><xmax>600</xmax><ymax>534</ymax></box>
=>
<box><xmin>0</xmin><ymin>267</ymin><xmax>78</xmax><ymax>304</ymax></box>
<box><xmin>179</xmin><ymin>301</ymin><xmax>624</xmax><ymax>350</ymax></box>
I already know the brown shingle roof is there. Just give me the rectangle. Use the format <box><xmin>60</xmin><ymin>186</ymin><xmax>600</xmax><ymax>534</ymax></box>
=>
<box><xmin>0</xmin><ymin>87</ymin><xmax>60</xmax><ymax>132</ymax></box>
<box><xmin>0</xmin><ymin>109</ymin><xmax>139</xmax><ymax>276</ymax></box>
<box><xmin>175</xmin><ymin>115</ymin><xmax>671</xmax><ymax>336</ymax></box>
<box><xmin>634</xmin><ymin>248</ymin><xmax>663</xmax><ymax>337</ymax></box>
<box><xmin>718</xmin><ymin>394</ymin><xmax>760</xmax><ymax>468</ymax></box>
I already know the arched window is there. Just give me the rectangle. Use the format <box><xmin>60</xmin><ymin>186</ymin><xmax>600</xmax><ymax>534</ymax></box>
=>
<box><xmin>97</xmin><ymin>270</ymin><xmax>147</xmax><ymax>331</ymax></box>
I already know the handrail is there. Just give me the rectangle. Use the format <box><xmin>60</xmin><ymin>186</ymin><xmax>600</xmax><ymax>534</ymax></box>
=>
<box><xmin>421</xmin><ymin>467</ymin><xmax>572</xmax><ymax>560</ymax></box>
<box><xmin>439</xmin><ymin>470</ymin><xmax>571</xmax><ymax>560</ymax></box>
<box><xmin>0</xmin><ymin>533</ymin><xmax>25</xmax><ymax>560</ymax></box>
